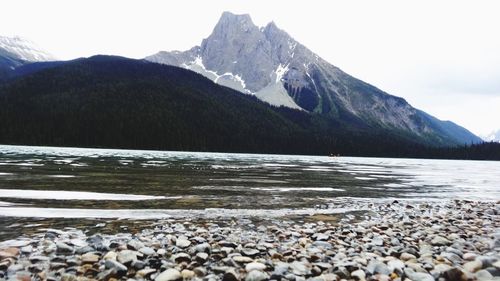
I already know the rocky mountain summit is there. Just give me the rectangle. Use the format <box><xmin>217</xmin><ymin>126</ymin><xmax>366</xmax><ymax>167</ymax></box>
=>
<box><xmin>146</xmin><ymin>12</ymin><xmax>480</xmax><ymax>145</ymax></box>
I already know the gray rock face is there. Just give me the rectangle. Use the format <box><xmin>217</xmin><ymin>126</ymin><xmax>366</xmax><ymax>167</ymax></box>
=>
<box><xmin>146</xmin><ymin>11</ymin><xmax>481</xmax><ymax>145</ymax></box>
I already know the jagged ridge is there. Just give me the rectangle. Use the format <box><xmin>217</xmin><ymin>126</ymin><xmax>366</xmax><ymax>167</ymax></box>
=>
<box><xmin>146</xmin><ymin>12</ymin><xmax>481</xmax><ymax>146</ymax></box>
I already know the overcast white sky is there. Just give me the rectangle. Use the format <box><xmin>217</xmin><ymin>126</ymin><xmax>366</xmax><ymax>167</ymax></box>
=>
<box><xmin>2</xmin><ymin>0</ymin><xmax>499</xmax><ymax>136</ymax></box>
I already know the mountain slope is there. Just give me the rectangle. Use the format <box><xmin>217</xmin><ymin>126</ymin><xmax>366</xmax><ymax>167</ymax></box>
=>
<box><xmin>0</xmin><ymin>47</ymin><xmax>24</xmax><ymax>79</ymax></box>
<box><xmin>146</xmin><ymin>11</ymin><xmax>481</xmax><ymax>146</ymax></box>
<box><xmin>482</xmin><ymin>129</ymin><xmax>500</xmax><ymax>142</ymax></box>
<box><xmin>0</xmin><ymin>36</ymin><xmax>56</xmax><ymax>62</ymax></box>
<box><xmin>0</xmin><ymin>55</ymin><xmax>445</xmax><ymax>156</ymax></box>
<box><xmin>0</xmin><ymin>56</ymin><xmax>315</xmax><ymax>154</ymax></box>
<box><xmin>0</xmin><ymin>36</ymin><xmax>56</xmax><ymax>81</ymax></box>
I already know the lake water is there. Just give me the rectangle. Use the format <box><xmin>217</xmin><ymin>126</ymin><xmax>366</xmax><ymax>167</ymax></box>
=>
<box><xmin>0</xmin><ymin>145</ymin><xmax>499</xmax><ymax>238</ymax></box>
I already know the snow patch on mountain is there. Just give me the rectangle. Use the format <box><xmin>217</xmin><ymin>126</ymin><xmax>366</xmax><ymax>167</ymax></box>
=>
<box><xmin>482</xmin><ymin>129</ymin><xmax>500</xmax><ymax>142</ymax></box>
<box><xmin>0</xmin><ymin>36</ymin><xmax>56</xmax><ymax>62</ymax></box>
<box><xmin>181</xmin><ymin>56</ymin><xmax>251</xmax><ymax>94</ymax></box>
<box><xmin>303</xmin><ymin>63</ymin><xmax>320</xmax><ymax>96</ymax></box>
<box><xmin>275</xmin><ymin>64</ymin><xmax>289</xmax><ymax>83</ymax></box>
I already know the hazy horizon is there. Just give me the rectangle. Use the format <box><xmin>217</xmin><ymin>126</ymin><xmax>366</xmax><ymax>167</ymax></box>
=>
<box><xmin>1</xmin><ymin>0</ymin><xmax>499</xmax><ymax>136</ymax></box>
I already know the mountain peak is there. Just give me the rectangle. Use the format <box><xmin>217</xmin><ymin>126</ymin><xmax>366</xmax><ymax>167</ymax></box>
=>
<box><xmin>213</xmin><ymin>12</ymin><xmax>257</xmax><ymax>34</ymax></box>
<box><xmin>219</xmin><ymin>11</ymin><xmax>252</xmax><ymax>23</ymax></box>
<box><xmin>144</xmin><ymin>14</ymin><xmax>481</xmax><ymax>145</ymax></box>
<box><xmin>264</xmin><ymin>21</ymin><xmax>278</xmax><ymax>31</ymax></box>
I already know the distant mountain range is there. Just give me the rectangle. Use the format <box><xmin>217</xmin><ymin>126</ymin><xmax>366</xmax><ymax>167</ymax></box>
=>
<box><xmin>482</xmin><ymin>129</ymin><xmax>500</xmax><ymax>142</ymax></box>
<box><xmin>0</xmin><ymin>13</ymin><xmax>484</xmax><ymax>155</ymax></box>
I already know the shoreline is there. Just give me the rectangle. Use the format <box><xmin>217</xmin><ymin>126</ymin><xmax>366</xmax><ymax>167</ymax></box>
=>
<box><xmin>0</xmin><ymin>200</ymin><xmax>499</xmax><ymax>281</ymax></box>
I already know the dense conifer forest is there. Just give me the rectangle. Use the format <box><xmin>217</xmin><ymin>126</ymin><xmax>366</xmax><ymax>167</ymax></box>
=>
<box><xmin>0</xmin><ymin>56</ymin><xmax>498</xmax><ymax>160</ymax></box>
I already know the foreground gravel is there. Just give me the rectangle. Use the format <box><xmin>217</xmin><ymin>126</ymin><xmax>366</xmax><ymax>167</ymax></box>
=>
<box><xmin>0</xmin><ymin>200</ymin><xmax>499</xmax><ymax>281</ymax></box>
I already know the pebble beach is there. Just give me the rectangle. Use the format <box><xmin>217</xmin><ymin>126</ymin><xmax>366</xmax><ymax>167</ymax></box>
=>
<box><xmin>0</xmin><ymin>200</ymin><xmax>499</xmax><ymax>281</ymax></box>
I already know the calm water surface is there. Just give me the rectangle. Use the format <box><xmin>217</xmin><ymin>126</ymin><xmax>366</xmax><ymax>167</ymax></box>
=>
<box><xmin>0</xmin><ymin>145</ymin><xmax>499</xmax><ymax>238</ymax></box>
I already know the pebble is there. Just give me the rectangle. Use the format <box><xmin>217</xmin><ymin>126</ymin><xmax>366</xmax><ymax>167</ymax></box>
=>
<box><xmin>222</xmin><ymin>269</ymin><xmax>239</xmax><ymax>281</ymax></box>
<box><xmin>56</xmin><ymin>242</ymin><xmax>74</xmax><ymax>254</ymax></box>
<box><xmin>245</xmin><ymin>262</ymin><xmax>267</xmax><ymax>272</ymax></box>
<box><xmin>196</xmin><ymin>252</ymin><xmax>209</xmax><ymax>263</ymax></box>
<box><xmin>463</xmin><ymin>260</ymin><xmax>483</xmax><ymax>273</ymax></box>
<box><xmin>137</xmin><ymin>268</ymin><xmax>157</xmax><ymax>278</ymax></box>
<box><xmin>139</xmin><ymin>246</ymin><xmax>155</xmax><ymax>256</ymax></box>
<box><xmin>442</xmin><ymin>267</ymin><xmax>467</xmax><ymax>281</ymax></box>
<box><xmin>155</xmin><ymin>268</ymin><xmax>182</xmax><ymax>281</ymax></box>
<box><xmin>351</xmin><ymin>269</ymin><xmax>366</xmax><ymax>280</ymax></box>
<box><xmin>314</xmin><ymin>233</ymin><xmax>329</xmax><ymax>241</ymax></box>
<box><xmin>181</xmin><ymin>269</ymin><xmax>195</xmax><ymax>280</ymax></box>
<box><xmin>233</xmin><ymin>255</ymin><xmax>253</xmax><ymax>263</ymax></box>
<box><xmin>127</xmin><ymin>239</ymin><xmax>144</xmax><ymax>251</ymax></box>
<box><xmin>387</xmin><ymin>259</ymin><xmax>405</xmax><ymax>274</ymax></box>
<box><xmin>475</xmin><ymin>269</ymin><xmax>494</xmax><ymax>280</ymax></box>
<box><xmin>176</xmin><ymin>238</ymin><xmax>191</xmax><ymax>248</ymax></box>
<box><xmin>172</xmin><ymin>252</ymin><xmax>191</xmax><ymax>263</ymax></box>
<box><xmin>431</xmin><ymin>236</ymin><xmax>451</xmax><ymax>246</ymax></box>
<box><xmin>117</xmin><ymin>250</ymin><xmax>138</xmax><ymax>264</ymax></box>
<box><xmin>103</xmin><ymin>250</ymin><xmax>117</xmax><ymax>260</ymax></box>
<box><xmin>0</xmin><ymin>249</ymin><xmax>18</xmax><ymax>259</ymax></box>
<box><xmin>372</xmin><ymin>236</ymin><xmax>384</xmax><ymax>246</ymax></box>
<box><xmin>105</xmin><ymin>259</ymin><xmax>128</xmax><ymax>275</ymax></box>
<box><xmin>404</xmin><ymin>268</ymin><xmax>434</xmax><ymax>281</ymax></box>
<box><xmin>463</xmin><ymin>252</ymin><xmax>478</xmax><ymax>261</ymax></box>
<box><xmin>241</xmin><ymin>248</ymin><xmax>260</xmax><ymax>257</ymax></box>
<box><xmin>245</xmin><ymin>270</ymin><xmax>269</xmax><ymax>281</ymax></box>
<box><xmin>400</xmin><ymin>252</ymin><xmax>417</xmax><ymax>261</ymax></box>
<box><xmin>81</xmin><ymin>252</ymin><xmax>99</xmax><ymax>263</ymax></box>
<box><xmin>0</xmin><ymin>200</ymin><xmax>497</xmax><ymax>281</ymax></box>
<box><xmin>289</xmin><ymin>261</ymin><xmax>309</xmax><ymax>276</ymax></box>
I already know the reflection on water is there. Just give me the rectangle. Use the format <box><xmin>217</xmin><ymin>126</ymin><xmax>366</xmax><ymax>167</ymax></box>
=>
<box><xmin>0</xmin><ymin>145</ymin><xmax>499</xmax><ymax>219</ymax></box>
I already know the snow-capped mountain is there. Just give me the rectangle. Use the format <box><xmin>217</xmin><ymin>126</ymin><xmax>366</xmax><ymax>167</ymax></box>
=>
<box><xmin>146</xmin><ymin>12</ymin><xmax>480</xmax><ymax>145</ymax></box>
<box><xmin>0</xmin><ymin>36</ymin><xmax>56</xmax><ymax>62</ymax></box>
<box><xmin>0</xmin><ymin>35</ymin><xmax>56</xmax><ymax>80</ymax></box>
<box><xmin>482</xmin><ymin>129</ymin><xmax>500</xmax><ymax>142</ymax></box>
